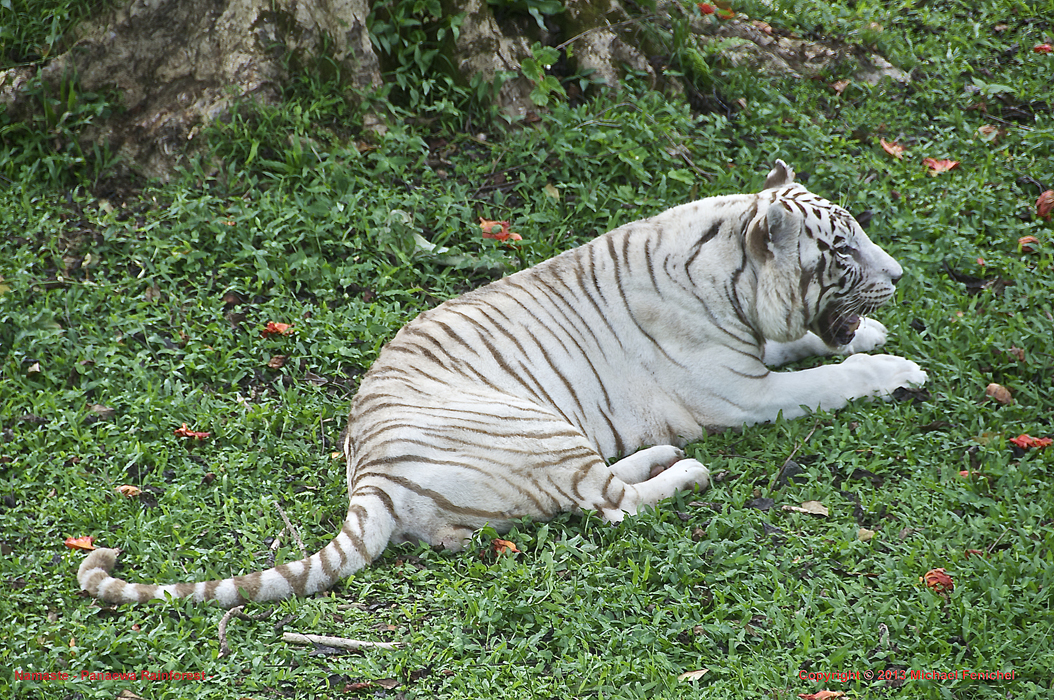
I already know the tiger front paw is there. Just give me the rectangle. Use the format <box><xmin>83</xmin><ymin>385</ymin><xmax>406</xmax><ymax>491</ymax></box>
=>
<box><xmin>842</xmin><ymin>353</ymin><xmax>927</xmax><ymax>398</ymax></box>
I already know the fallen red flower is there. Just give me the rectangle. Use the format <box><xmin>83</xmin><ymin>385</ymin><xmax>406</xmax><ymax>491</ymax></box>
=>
<box><xmin>921</xmin><ymin>568</ymin><xmax>954</xmax><ymax>593</ymax></box>
<box><xmin>923</xmin><ymin>157</ymin><xmax>960</xmax><ymax>174</ymax></box>
<box><xmin>1009</xmin><ymin>434</ymin><xmax>1052</xmax><ymax>449</ymax></box>
<box><xmin>880</xmin><ymin>138</ymin><xmax>905</xmax><ymax>159</ymax></box>
<box><xmin>1033</xmin><ymin>43</ymin><xmax>1053</xmax><ymax>54</ymax></box>
<box><xmin>262</xmin><ymin>321</ymin><xmax>295</xmax><ymax>337</ymax></box>
<box><xmin>697</xmin><ymin>3</ymin><xmax>734</xmax><ymax>18</ymax></box>
<box><xmin>492</xmin><ymin>539</ymin><xmax>520</xmax><ymax>555</ymax></box>
<box><xmin>65</xmin><ymin>536</ymin><xmax>96</xmax><ymax>551</ymax></box>
<box><xmin>479</xmin><ymin>217</ymin><xmax>523</xmax><ymax>242</ymax></box>
<box><xmin>174</xmin><ymin>423</ymin><xmax>211</xmax><ymax>440</ymax></box>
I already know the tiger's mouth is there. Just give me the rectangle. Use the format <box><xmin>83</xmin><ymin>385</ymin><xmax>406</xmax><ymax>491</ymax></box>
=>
<box><xmin>815</xmin><ymin>311</ymin><xmax>861</xmax><ymax>348</ymax></box>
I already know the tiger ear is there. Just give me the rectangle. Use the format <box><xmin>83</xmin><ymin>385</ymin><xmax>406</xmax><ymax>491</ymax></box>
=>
<box><xmin>748</xmin><ymin>199</ymin><xmax>800</xmax><ymax>261</ymax></box>
<box><xmin>763</xmin><ymin>160</ymin><xmax>796</xmax><ymax>189</ymax></box>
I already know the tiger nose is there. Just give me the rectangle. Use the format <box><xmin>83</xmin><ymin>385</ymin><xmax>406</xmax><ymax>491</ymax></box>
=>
<box><xmin>877</xmin><ymin>249</ymin><xmax>903</xmax><ymax>284</ymax></box>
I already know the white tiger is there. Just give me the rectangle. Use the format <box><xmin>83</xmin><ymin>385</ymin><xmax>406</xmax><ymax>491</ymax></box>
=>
<box><xmin>78</xmin><ymin>160</ymin><xmax>926</xmax><ymax>607</ymax></box>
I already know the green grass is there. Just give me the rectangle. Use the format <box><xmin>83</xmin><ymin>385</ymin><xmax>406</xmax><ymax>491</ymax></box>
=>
<box><xmin>2</xmin><ymin>0</ymin><xmax>1053</xmax><ymax>698</ymax></box>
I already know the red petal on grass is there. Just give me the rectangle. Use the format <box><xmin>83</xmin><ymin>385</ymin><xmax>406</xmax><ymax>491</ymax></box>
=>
<box><xmin>923</xmin><ymin>157</ymin><xmax>960</xmax><ymax>174</ymax></box>
<box><xmin>492</xmin><ymin>539</ymin><xmax>520</xmax><ymax>555</ymax></box>
<box><xmin>261</xmin><ymin>321</ymin><xmax>295</xmax><ymax>336</ymax></box>
<box><xmin>174</xmin><ymin>423</ymin><xmax>211</xmax><ymax>439</ymax></box>
<box><xmin>921</xmin><ymin>568</ymin><xmax>954</xmax><ymax>593</ymax></box>
<box><xmin>479</xmin><ymin>217</ymin><xmax>522</xmax><ymax>242</ymax></box>
<box><xmin>1033</xmin><ymin>43</ymin><xmax>1053</xmax><ymax>53</ymax></box>
<box><xmin>880</xmin><ymin>138</ymin><xmax>905</xmax><ymax>159</ymax></box>
<box><xmin>65</xmin><ymin>536</ymin><xmax>96</xmax><ymax>551</ymax></box>
<box><xmin>1009</xmin><ymin>434</ymin><xmax>1052</xmax><ymax>449</ymax></box>
<box><xmin>697</xmin><ymin>3</ymin><xmax>716</xmax><ymax>14</ymax></box>
<box><xmin>798</xmin><ymin>692</ymin><xmax>845</xmax><ymax>699</ymax></box>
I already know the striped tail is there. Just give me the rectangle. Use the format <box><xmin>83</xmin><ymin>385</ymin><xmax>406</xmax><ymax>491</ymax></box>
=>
<box><xmin>77</xmin><ymin>492</ymin><xmax>394</xmax><ymax>608</ymax></box>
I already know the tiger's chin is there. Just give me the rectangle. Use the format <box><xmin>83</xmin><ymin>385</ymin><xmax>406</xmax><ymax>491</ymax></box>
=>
<box><xmin>815</xmin><ymin>312</ymin><xmax>862</xmax><ymax>348</ymax></box>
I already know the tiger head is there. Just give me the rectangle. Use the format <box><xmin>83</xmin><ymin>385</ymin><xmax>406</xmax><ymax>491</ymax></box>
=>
<box><xmin>748</xmin><ymin>160</ymin><xmax>903</xmax><ymax>347</ymax></box>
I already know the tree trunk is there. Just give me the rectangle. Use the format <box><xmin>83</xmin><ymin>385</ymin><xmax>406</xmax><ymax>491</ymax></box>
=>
<box><xmin>0</xmin><ymin>0</ymin><xmax>907</xmax><ymax>180</ymax></box>
<box><xmin>2</xmin><ymin>0</ymin><xmax>382</xmax><ymax>179</ymax></box>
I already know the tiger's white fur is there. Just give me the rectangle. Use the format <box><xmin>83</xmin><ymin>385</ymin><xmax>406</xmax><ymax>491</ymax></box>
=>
<box><xmin>78</xmin><ymin>161</ymin><xmax>926</xmax><ymax>607</ymax></box>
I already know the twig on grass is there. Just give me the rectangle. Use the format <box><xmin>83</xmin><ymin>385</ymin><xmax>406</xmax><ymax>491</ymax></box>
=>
<box><xmin>274</xmin><ymin>502</ymin><xmax>307</xmax><ymax>557</ymax></box>
<box><xmin>218</xmin><ymin>605</ymin><xmax>273</xmax><ymax>657</ymax></box>
<box><xmin>283</xmin><ymin>632</ymin><xmax>403</xmax><ymax>650</ymax></box>
<box><xmin>987</xmin><ymin>527</ymin><xmax>1009</xmax><ymax>555</ymax></box>
<box><xmin>769</xmin><ymin>420</ymin><xmax>820</xmax><ymax>492</ymax></box>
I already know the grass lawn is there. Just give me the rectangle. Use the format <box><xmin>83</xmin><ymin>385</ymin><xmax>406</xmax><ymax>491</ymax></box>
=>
<box><xmin>2</xmin><ymin>0</ymin><xmax>1052</xmax><ymax>698</ymax></box>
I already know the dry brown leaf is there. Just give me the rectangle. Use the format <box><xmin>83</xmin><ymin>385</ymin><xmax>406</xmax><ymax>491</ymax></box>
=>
<box><xmin>923</xmin><ymin>157</ymin><xmax>960</xmax><ymax>174</ymax></box>
<box><xmin>116</xmin><ymin>485</ymin><xmax>142</xmax><ymax>498</ymax></box>
<box><xmin>88</xmin><ymin>403</ymin><xmax>117</xmax><ymax>420</ymax></box>
<box><xmin>1018</xmin><ymin>235</ymin><xmax>1040</xmax><ymax>253</ymax></box>
<box><xmin>921</xmin><ymin>568</ymin><xmax>954</xmax><ymax>593</ymax></box>
<box><xmin>174</xmin><ymin>423</ymin><xmax>211</xmax><ymax>439</ymax></box>
<box><xmin>678</xmin><ymin>669</ymin><xmax>709</xmax><ymax>681</ymax></box>
<box><xmin>64</xmin><ymin>535</ymin><xmax>96</xmax><ymax>551</ymax></box>
<box><xmin>344</xmin><ymin>681</ymin><xmax>373</xmax><ymax>691</ymax></box>
<box><xmin>261</xmin><ymin>321</ymin><xmax>295</xmax><ymax>337</ymax></box>
<box><xmin>221</xmin><ymin>290</ymin><xmax>244</xmax><ymax>305</ymax></box>
<box><xmin>976</xmin><ymin>124</ymin><xmax>1004</xmax><ymax>143</ymax></box>
<box><xmin>880</xmin><ymin>138</ymin><xmax>905</xmax><ymax>159</ymax></box>
<box><xmin>782</xmin><ymin>501</ymin><xmax>828</xmax><ymax>516</ymax></box>
<box><xmin>858</xmin><ymin>528</ymin><xmax>875</xmax><ymax>542</ymax></box>
<box><xmin>984</xmin><ymin>383</ymin><xmax>1013</xmax><ymax>405</ymax></box>
<box><xmin>1037</xmin><ymin>190</ymin><xmax>1054</xmax><ymax>220</ymax></box>
<box><xmin>492</xmin><ymin>539</ymin><xmax>520</xmax><ymax>555</ymax></box>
